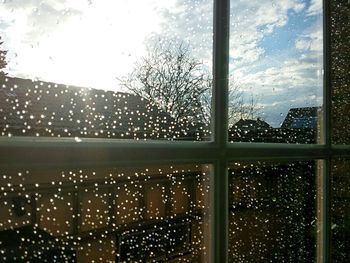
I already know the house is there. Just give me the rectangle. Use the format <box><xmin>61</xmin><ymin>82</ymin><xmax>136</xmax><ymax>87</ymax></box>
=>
<box><xmin>0</xmin><ymin>76</ymin><xmax>181</xmax><ymax>140</ymax></box>
<box><xmin>229</xmin><ymin>118</ymin><xmax>272</xmax><ymax>142</ymax></box>
<box><xmin>230</xmin><ymin>118</ymin><xmax>271</xmax><ymax>133</ymax></box>
<box><xmin>281</xmin><ymin>107</ymin><xmax>321</xmax><ymax>129</ymax></box>
<box><xmin>228</xmin><ymin>112</ymin><xmax>321</xmax><ymax>144</ymax></box>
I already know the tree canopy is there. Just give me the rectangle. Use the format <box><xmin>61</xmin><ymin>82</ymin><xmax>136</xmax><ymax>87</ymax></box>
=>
<box><xmin>119</xmin><ymin>41</ymin><xmax>210</xmax><ymax>125</ymax></box>
<box><xmin>0</xmin><ymin>37</ymin><xmax>7</xmax><ymax>77</ymax></box>
<box><xmin>119</xmin><ymin>39</ymin><xmax>261</xmax><ymax>129</ymax></box>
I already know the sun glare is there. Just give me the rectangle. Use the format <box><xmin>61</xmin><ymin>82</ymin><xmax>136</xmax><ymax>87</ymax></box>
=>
<box><xmin>4</xmin><ymin>0</ymin><xmax>176</xmax><ymax>91</ymax></box>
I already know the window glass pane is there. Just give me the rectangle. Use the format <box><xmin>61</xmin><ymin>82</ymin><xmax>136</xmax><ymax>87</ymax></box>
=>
<box><xmin>330</xmin><ymin>0</ymin><xmax>350</xmax><ymax>144</ymax></box>
<box><xmin>229</xmin><ymin>161</ymin><xmax>318</xmax><ymax>261</ymax></box>
<box><xmin>0</xmin><ymin>1</ymin><xmax>213</xmax><ymax>141</ymax></box>
<box><xmin>229</xmin><ymin>0</ymin><xmax>323</xmax><ymax>144</ymax></box>
<box><xmin>0</xmin><ymin>164</ymin><xmax>210</xmax><ymax>262</ymax></box>
<box><xmin>331</xmin><ymin>159</ymin><xmax>350</xmax><ymax>261</ymax></box>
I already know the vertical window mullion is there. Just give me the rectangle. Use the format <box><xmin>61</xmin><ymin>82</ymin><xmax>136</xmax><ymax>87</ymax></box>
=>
<box><xmin>322</xmin><ymin>158</ymin><xmax>331</xmax><ymax>263</ymax></box>
<box><xmin>320</xmin><ymin>0</ymin><xmax>332</xmax><ymax>262</ymax></box>
<box><xmin>322</xmin><ymin>0</ymin><xmax>331</xmax><ymax>147</ymax></box>
<box><xmin>212</xmin><ymin>0</ymin><xmax>230</xmax><ymax>146</ymax></box>
<box><xmin>212</xmin><ymin>0</ymin><xmax>230</xmax><ymax>262</ymax></box>
<box><xmin>211</xmin><ymin>160</ymin><xmax>228</xmax><ymax>263</ymax></box>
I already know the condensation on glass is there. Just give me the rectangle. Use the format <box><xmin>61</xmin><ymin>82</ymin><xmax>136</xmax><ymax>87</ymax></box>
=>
<box><xmin>331</xmin><ymin>159</ymin><xmax>350</xmax><ymax>262</ymax></box>
<box><xmin>229</xmin><ymin>0</ymin><xmax>324</xmax><ymax>144</ymax></box>
<box><xmin>0</xmin><ymin>0</ymin><xmax>213</xmax><ymax>141</ymax></box>
<box><xmin>0</xmin><ymin>164</ymin><xmax>210</xmax><ymax>262</ymax></box>
<box><xmin>228</xmin><ymin>161</ymin><xmax>318</xmax><ymax>262</ymax></box>
<box><xmin>330</xmin><ymin>0</ymin><xmax>350</xmax><ymax>144</ymax></box>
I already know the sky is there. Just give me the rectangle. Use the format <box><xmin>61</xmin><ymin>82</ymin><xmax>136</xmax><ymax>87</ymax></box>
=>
<box><xmin>0</xmin><ymin>0</ymin><xmax>323</xmax><ymax>127</ymax></box>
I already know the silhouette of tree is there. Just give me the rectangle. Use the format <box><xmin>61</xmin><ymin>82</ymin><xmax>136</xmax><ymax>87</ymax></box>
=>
<box><xmin>119</xmin><ymin>39</ymin><xmax>261</xmax><ymax>128</ymax></box>
<box><xmin>0</xmin><ymin>37</ymin><xmax>7</xmax><ymax>77</ymax></box>
<box><xmin>119</xmin><ymin>40</ymin><xmax>210</xmax><ymax>125</ymax></box>
<box><xmin>201</xmin><ymin>81</ymin><xmax>262</xmax><ymax>126</ymax></box>
<box><xmin>229</xmin><ymin>86</ymin><xmax>261</xmax><ymax>124</ymax></box>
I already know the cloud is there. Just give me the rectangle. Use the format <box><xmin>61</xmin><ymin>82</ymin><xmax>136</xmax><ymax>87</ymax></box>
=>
<box><xmin>0</xmin><ymin>0</ymin><xmax>324</xmax><ymax>127</ymax></box>
<box><xmin>233</xmin><ymin>16</ymin><xmax>324</xmax><ymax>127</ymax></box>
<box><xmin>0</xmin><ymin>0</ymin><xmax>82</xmax><ymax>42</ymax></box>
<box><xmin>152</xmin><ymin>0</ymin><xmax>306</xmax><ymax>69</ymax></box>
<box><xmin>148</xmin><ymin>0</ymin><xmax>213</xmax><ymax>65</ymax></box>
<box><xmin>295</xmin><ymin>20</ymin><xmax>323</xmax><ymax>53</ymax></box>
<box><xmin>306</xmin><ymin>0</ymin><xmax>322</xmax><ymax>16</ymax></box>
<box><xmin>230</xmin><ymin>0</ymin><xmax>305</xmax><ymax>68</ymax></box>
<box><xmin>0</xmin><ymin>0</ymin><xmax>83</xmax><ymax>79</ymax></box>
<box><xmin>234</xmin><ymin>53</ymin><xmax>323</xmax><ymax>127</ymax></box>
<box><xmin>239</xmin><ymin>58</ymin><xmax>322</xmax><ymax>88</ymax></box>
<box><xmin>0</xmin><ymin>0</ymin><xmax>177</xmax><ymax>89</ymax></box>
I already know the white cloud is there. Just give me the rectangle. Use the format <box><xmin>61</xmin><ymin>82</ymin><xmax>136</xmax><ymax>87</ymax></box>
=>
<box><xmin>150</xmin><ymin>0</ymin><xmax>213</xmax><ymax>65</ymax></box>
<box><xmin>295</xmin><ymin>20</ymin><xmax>323</xmax><ymax>52</ymax></box>
<box><xmin>0</xmin><ymin>0</ymin><xmax>177</xmax><ymax>90</ymax></box>
<box><xmin>0</xmin><ymin>0</ymin><xmax>324</xmax><ymax>127</ymax></box>
<box><xmin>306</xmin><ymin>0</ymin><xmax>322</xmax><ymax>16</ymax></box>
<box><xmin>230</xmin><ymin>0</ymin><xmax>305</xmax><ymax>68</ymax></box>
<box><xmin>238</xmin><ymin>58</ymin><xmax>321</xmax><ymax>89</ymax></box>
<box><xmin>1</xmin><ymin>0</ymin><xmax>310</xmax><ymax>89</ymax></box>
<box><xmin>219</xmin><ymin>0</ymin><xmax>324</xmax><ymax>126</ymax></box>
<box><xmin>153</xmin><ymin>0</ymin><xmax>306</xmax><ymax>69</ymax></box>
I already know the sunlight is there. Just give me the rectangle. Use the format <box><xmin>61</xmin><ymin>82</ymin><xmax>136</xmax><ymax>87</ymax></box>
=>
<box><xmin>38</xmin><ymin>1</ymin><xmax>168</xmax><ymax>90</ymax></box>
<box><xmin>3</xmin><ymin>0</ymin><xmax>176</xmax><ymax>90</ymax></box>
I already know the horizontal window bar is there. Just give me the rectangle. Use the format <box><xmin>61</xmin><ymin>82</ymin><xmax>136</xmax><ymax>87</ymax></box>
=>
<box><xmin>227</xmin><ymin>143</ymin><xmax>350</xmax><ymax>160</ymax></box>
<box><xmin>0</xmin><ymin>137</ymin><xmax>349</xmax><ymax>169</ymax></box>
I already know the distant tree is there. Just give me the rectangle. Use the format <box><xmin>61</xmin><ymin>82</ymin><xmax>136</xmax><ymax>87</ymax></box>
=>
<box><xmin>228</xmin><ymin>85</ymin><xmax>262</xmax><ymax>124</ymax></box>
<box><xmin>119</xmin><ymin>40</ymin><xmax>210</xmax><ymax>125</ymax></box>
<box><xmin>119</xmin><ymin>39</ymin><xmax>261</xmax><ymax>129</ymax></box>
<box><xmin>0</xmin><ymin>37</ymin><xmax>7</xmax><ymax>77</ymax></box>
<box><xmin>201</xmin><ymin>81</ymin><xmax>262</xmax><ymax>126</ymax></box>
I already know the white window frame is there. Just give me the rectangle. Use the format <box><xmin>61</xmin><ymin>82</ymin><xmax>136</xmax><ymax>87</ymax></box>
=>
<box><xmin>0</xmin><ymin>1</ymin><xmax>349</xmax><ymax>262</ymax></box>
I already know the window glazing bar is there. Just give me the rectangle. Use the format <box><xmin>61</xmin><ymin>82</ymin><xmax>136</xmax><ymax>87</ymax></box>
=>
<box><xmin>211</xmin><ymin>160</ymin><xmax>228</xmax><ymax>263</ymax></box>
<box><xmin>212</xmin><ymin>0</ymin><xmax>229</xmax><ymax>146</ymax></box>
<box><xmin>320</xmin><ymin>0</ymin><xmax>332</xmax><ymax>261</ymax></box>
<box><xmin>322</xmin><ymin>0</ymin><xmax>331</xmax><ymax>147</ymax></box>
<box><xmin>212</xmin><ymin>0</ymin><xmax>230</xmax><ymax>261</ymax></box>
<box><xmin>1</xmin><ymin>137</ymin><xmax>349</xmax><ymax>169</ymax></box>
<box><xmin>320</xmin><ymin>158</ymin><xmax>331</xmax><ymax>263</ymax></box>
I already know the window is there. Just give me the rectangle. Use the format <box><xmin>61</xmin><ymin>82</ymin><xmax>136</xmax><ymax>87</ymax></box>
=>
<box><xmin>0</xmin><ymin>0</ymin><xmax>349</xmax><ymax>262</ymax></box>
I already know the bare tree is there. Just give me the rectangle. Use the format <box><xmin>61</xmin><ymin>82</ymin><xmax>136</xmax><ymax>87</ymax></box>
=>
<box><xmin>119</xmin><ymin>39</ymin><xmax>261</xmax><ymax>129</ymax></box>
<box><xmin>119</xmin><ymin>40</ymin><xmax>210</xmax><ymax>125</ymax></box>
<box><xmin>229</xmin><ymin>85</ymin><xmax>262</xmax><ymax>124</ymax></box>
<box><xmin>0</xmin><ymin>37</ymin><xmax>7</xmax><ymax>77</ymax></box>
<box><xmin>202</xmin><ymin>82</ymin><xmax>262</xmax><ymax>126</ymax></box>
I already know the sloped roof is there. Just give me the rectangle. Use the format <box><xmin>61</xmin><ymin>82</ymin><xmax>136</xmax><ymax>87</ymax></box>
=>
<box><xmin>228</xmin><ymin>117</ymin><xmax>317</xmax><ymax>143</ymax></box>
<box><xmin>230</xmin><ymin>118</ymin><xmax>271</xmax><ymax>132</ymax></box>
<box><xmin>0</xmin><ymin>77</ymin><xmax>179</xmax><ymax>139</ymax></box>
<box><xmin>281</xmin><ymin>107</ymin><xmax>321</xmax><ymax>129</ymax></box>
